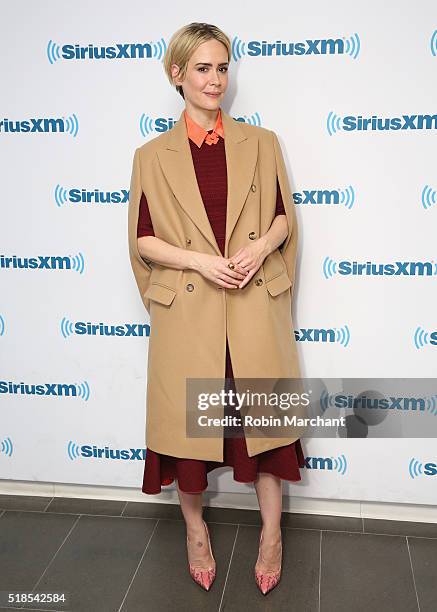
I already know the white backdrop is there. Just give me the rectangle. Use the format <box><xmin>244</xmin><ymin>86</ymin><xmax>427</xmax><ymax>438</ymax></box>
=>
<box><xmin>1</xmin><ymin>0</ymin><xmax>436</xmax><ymax>506</ymax></box>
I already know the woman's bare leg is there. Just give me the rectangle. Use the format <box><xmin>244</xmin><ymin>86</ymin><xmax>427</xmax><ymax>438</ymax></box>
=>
<box><xmin>254</xmin><ymin>473</ymin><xmax>282</xmax><ymax>571</ymax></box>
<box><xmin>177</xmin><ymin>481</ymin><xmax>215</xmax><ymax>569</ymax></box>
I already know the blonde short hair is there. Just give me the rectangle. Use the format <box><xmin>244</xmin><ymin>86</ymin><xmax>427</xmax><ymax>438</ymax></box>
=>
<box><xmin>163</xmin><ymin>22</ymin><xmax>231</xmax><ymax>100</ymax></box>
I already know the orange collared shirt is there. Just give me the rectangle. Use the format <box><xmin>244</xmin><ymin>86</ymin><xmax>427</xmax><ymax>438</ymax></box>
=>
<box><xmin>184</xmin><ymin>108</ymin><xmax>225</xmax><ymax>147</ymax></box>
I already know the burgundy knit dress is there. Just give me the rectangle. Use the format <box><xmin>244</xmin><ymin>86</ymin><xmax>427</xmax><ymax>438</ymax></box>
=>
<box><xmin>138</xmin><ymin>129</ymin><xmax>305</xmax><ymax>494</ymax></box>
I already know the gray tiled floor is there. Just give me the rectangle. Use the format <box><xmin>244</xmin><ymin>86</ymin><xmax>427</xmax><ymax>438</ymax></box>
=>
<box><xmin>0</xmin><ymin>495</ymin><xmax>435</xmax><ymax>611</ymax></box>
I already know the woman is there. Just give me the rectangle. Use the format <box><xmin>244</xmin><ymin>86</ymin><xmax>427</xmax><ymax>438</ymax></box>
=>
<box><xmin>127</xmin><ymin>22</ymin><xmax>305</xmax><ymax>596</ymax></box>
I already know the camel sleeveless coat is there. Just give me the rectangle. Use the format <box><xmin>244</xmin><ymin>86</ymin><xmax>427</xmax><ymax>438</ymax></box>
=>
<box><xmin>127</xmin><ymin>107</ymin><xmax>306</xmax><ymax>461</ymax></box>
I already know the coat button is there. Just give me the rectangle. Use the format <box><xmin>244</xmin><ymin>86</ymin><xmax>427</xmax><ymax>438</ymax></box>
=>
<box><xmin>248</xmin><ymin>231</ymin><xmax>257</xmax><ymax>240</ymax></box>
<box><xmin>186</xmin><ymin>238</ymin><xmax>191</xmax><ymax>245</ymax></box>
<box><xmin>186</xmin><ymin>283</ymin><xmax>194</xmax><ymax>292</ymax></box>
<box><xmin>251</xmin><ymin>184</ymin><xmax>257</xmax><ymax>192</ymax></box>
<box><xmin>255</xmin><ymin>278</ymin><xmax>263</xmax><ymax>286</ymax></box>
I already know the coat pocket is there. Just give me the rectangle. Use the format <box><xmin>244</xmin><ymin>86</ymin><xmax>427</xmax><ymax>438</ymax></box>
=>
<box><xmin>143</xmin><ymin>282</ymin><xmax>177</xmax><ymax>306</ymax></box>
<box><xmin>265</xmin><ymin>272</ymin><xmax>292</xmax><ymax>297</ymax></box>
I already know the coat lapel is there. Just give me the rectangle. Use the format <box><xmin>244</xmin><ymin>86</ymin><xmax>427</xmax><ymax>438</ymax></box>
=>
<box><xmin>156</xmin><ymin>107</ymin><xmax>259</xmax><ymax>257</ymax></box>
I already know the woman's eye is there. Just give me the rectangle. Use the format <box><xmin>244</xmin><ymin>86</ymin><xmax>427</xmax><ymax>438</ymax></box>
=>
<box><xmin>198</xmin><ymin>67</ymin><xmax>228</xmax><ymax>72</ymax></box>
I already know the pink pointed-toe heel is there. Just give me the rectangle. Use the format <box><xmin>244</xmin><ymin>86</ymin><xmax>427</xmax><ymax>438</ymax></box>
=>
<box><xmin>254</xmin><ymin>528</ymin><xmax>282</xmax><ymax>595</ymax></box>
<box><xmin>187</xmin><ymin>520</ymin><xmax>216</xmax><ymax>591</ymax></box>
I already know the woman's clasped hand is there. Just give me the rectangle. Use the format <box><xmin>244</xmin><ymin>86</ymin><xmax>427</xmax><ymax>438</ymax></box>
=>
<box><xmin>195</xmin><ymin>238</ymin><xmax>270</xmax><ymax>290</ymax></box>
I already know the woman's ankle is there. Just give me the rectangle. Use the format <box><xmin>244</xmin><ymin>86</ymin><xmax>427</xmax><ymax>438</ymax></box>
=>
<box><xmin>261</xmin><ymin>524</ymin><xmax>282</xmax><ymax>540</ymax></box>
<box><xmin>186</xmin><ymin>517</ymin><xmax>207</xmax><ymax>536</ymax></box>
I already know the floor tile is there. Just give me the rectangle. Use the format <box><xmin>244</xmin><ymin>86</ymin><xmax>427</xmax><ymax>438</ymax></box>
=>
<box><xmin>123</xmin><ymin>501</ymin><xmax>183</xmax><ymax>521</ymax></box>
<box><xmin>320</xmin><ymin>531</ymin><xmax>418</xmax><ymax>612</ymax></box>
<box><xmin>0</xmin><ymin>511</ymin><xmax>78</xmax><ymax>592</ymax></box>
<box><xmin>33</xmin><ymin>514</ymin><xmax>156</xmax><ymax>612</ymax></box>
<box><xmin>0</xmin><ymin>495</ymin><xmax>52</xmax><ymax>512</ymax></box>
<box><xmin>282</xmin><ymin>512</ymin><xmax>362</xmax><ymax>533</ymax></box>
<box><xmin>408</xmin><ymin>536</ymin><xmax>437</xmax><ymax>612</ymax></box>
<box><xmin>45</xmin><ymin>497</ymin><xmax>126</xmax><ymax>517</ymax></box>
<box><xmin>364</xmin><ymin>518</ymin><xmax>437</xmax><ymax>539</ymax></box>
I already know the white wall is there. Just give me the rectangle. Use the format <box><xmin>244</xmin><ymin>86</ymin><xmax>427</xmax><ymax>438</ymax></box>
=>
<box><xmin>0</xmin><ymin>0</ymin><xmax>436</xmax><ymax>508</ymax></box>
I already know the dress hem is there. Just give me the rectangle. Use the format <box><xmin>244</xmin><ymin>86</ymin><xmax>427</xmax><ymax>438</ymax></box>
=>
<box><xmin>142</xmin><ymin>466</ymin><xmax>304</xmax><ymax>495</ymax></box>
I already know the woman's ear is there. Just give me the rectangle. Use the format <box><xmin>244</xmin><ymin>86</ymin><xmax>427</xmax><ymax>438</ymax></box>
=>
<box><xmin>171</xmin><ymin>63</ymin><xmax>181</xmax><ymax>85</ymax></box>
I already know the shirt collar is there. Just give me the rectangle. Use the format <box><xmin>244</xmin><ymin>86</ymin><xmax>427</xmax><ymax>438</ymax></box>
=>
<box><xmin>184</xmin><ymin>108</ymin><xmax>224</xmax><ymax>147</ymax></box>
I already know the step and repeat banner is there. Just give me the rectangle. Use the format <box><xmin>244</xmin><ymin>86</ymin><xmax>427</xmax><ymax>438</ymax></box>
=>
<box><xmin>1</xmin><ymin>0</ymin><xmax>436</xmax><ymax>505</ymax></box>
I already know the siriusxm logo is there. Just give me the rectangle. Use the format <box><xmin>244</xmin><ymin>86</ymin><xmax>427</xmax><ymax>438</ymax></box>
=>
<box><xmin>323</xmin><ymin>257</ymin><xmax>437</xmax><ymax>279</ymax></box>
<box><xmin>293</xmin><ymin>184</ymin><xmax>435</xmax><ymax>210</ymax></box>
<box><xmin>320</xmin><ymin>391</ymin><xmax>437</xmax><ymax>415</ymax></box>
<box><xmin>139</xmin><ymin>111</ymin><xmax>262</xmax><ymax>136</ymax></box>
<box><xmin>430</xmin><ymin>31</ymin><xmax>437</xmax><ymax>56</ymax></box>
<box><xmin>0</xmin><ymin>380</ymin><xmax>90</xmax><ymax>400</ymax></box>
<box><xmin>47</xmin><ymin>39</ymin><xmax>166</xmax><ymax>63</ymax></box>
<box><xmin>295</xmin><ymin>325</ymin><xmax>350</xmax><ymax>346</ymax></box>
<box><xmin>231</xmin><ymin>33</ymin><xmax>360</xmax><ymax>61</ymax></box>
<box><xmin>303</xmin><ymin>454</ymin><xmax>348</xmax><ymax>474</ymax></box>
<box><xmin>408</xmin><ymin>457</ymin><xmax>437</xmax><ymax>478</ymax></box>
<box><xmin>61</xmin><ymin>318</ymin><xmax>150</xmax><ymax>338</ymax></box>
<box><xmin>140</xmin><ymin>115</ymin><xmax>179</xmax><ymax>136</ymax></box>
<box><xmin>1</xmin><ymin>437</ymin><xmax>13</xmax><ymax>457</ymax></box>
<box><xmin>327</xmin><ymin>112</ymin><xmax>437</xmax><ymax>135</ymax></box>
<box><xmin>0</xmin><ymin>114</ymin><xmax>79</xmax><ymax>137</ymax></box>
<box><xmin>294</xmin><ymin>186</ymin><xmax>355</xmax><ymax>209</ymax></box>
<box><xmin>67</xmin><ymin>441</ymin><xmax>146</xmax><ymax>461</ymax></box>
<box><xmin>1</xmin><ymin>253</ymin><xmax>85</xmax><ymax>273</ymax></box>
<box><xmin>54</xmin><ymin>185</ymin><xmax>128</xmax><ymax>207</ymax></box>
<box><xmin>421</xmin><ymin>185</ymin><xmax>437</xmax><ymax>210</ymax></box>
<box><xmin>413</xmin><ymin>326</ymin><xmax>437</xmax><ymax>349</ymax></box>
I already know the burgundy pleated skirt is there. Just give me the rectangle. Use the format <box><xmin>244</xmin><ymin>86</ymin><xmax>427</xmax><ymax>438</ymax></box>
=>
<box><xmin>142</xmin><ymin>338</ymin><xmax>305</xmax><ymax>494</ymax></box>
